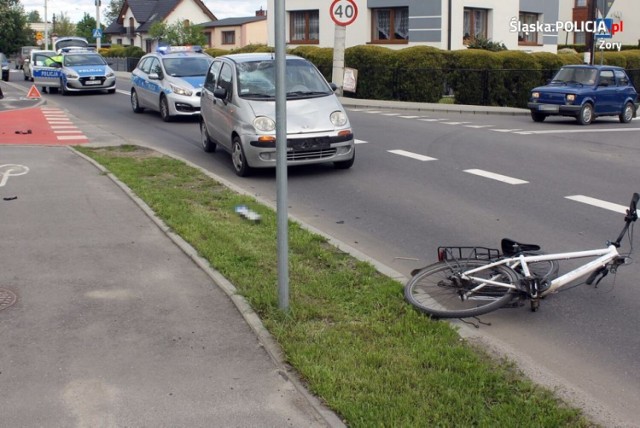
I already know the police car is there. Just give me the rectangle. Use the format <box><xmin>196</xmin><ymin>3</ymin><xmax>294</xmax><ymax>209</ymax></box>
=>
<box><xmin>130</xmin><ymin>45</ymin><xmax>213</xmax><ymax>121</ymax></box>
<box><xmin>33</xmin><ymin>48</ymin><xmax>116</xmax><ymax>95</ymax></box>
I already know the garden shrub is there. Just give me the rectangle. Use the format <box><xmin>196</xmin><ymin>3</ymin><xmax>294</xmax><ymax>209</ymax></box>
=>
<box><xmin>394</xmin><ymin>46</ymin><xmax>448</xmax><ymax>102</ymax></box>
<box><xmin>345</xmin><ymin>45</ymin><xmax>397</xmax><ymax>100</ymax></box>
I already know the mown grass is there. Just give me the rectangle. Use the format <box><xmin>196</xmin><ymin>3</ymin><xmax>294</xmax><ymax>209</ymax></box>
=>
<box><xmin>76</xmin><ymin>145</ymin><xmax>593</xmax><ymax>427</ymax></box>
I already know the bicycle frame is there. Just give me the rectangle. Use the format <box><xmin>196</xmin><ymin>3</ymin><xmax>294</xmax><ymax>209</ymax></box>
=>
<box><xmin>461</xmin><ymin>245</ymin><xmax>619</xmax><ymax>297</ymax></box>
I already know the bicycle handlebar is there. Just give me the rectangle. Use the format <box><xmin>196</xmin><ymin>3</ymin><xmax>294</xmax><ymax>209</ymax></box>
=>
<box><xmin>612</xmin><ymin>193</ymin><xmax>638</xmax><ymax>247</ymax></box>
<box><xmin>628</xmin><ymin>193</ymin><xmax>639</xmax><ymax>222</ymax></box>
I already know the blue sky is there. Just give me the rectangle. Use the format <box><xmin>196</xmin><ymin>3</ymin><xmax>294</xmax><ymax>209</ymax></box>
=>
<box><xmin>22</xmin><ymin>0</ymin><xmax>266</xmax><ymax>25</ymax></box>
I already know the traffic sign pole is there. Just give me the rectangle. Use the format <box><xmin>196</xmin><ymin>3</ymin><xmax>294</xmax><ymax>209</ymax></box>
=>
<box><xmin>330</xmin><ymin>0</ymin><xmax>358</xmax><ymax>96</ymax></box>
<box><xmin>95</xmin><ymin>0</ymin><xmax>102</xmax><ymax>50</ymax></box>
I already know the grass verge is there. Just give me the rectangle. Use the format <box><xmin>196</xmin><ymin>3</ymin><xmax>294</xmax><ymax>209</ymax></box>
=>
<box><xmin>76</xmin><ymin>145</ymin><xmax>593</xmax><ymax>427</ymax></box>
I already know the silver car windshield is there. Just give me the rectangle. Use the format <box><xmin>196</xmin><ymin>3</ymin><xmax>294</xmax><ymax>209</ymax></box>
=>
<box><xmin>237</xmin><ymin>59</ymin><xmax>333</xmax><ymax>99</ymax></box>
<box><xmin>63</xmin><ymin>54</ymin><xmax>106</xmax><ymax>67</ymax></box>
<box><xmin>551</xmin><ymin>67</ymin><xmax>597</xmax><ymax>85</ymax></box>
<box><xmin>163</xmin><ymin>57</ymin><xmax>212</xmax><ymax>77</ymax></box>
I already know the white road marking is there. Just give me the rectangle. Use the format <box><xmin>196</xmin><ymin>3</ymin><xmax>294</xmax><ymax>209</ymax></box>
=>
<box><xmin>515</xmin><ymin>127</ymin><xmax>640</xmax><ymax>135</ymax></box>
<box><xmin>51</xmin><ymin>125</ymin><xmax>77</xmax><ymax>129</ymax></box>
<box><xmin>382</xmin><ymin>113</ymin><xmax>401</xmax><ymax>116</ymax></box>
<box><xmin>464</xmin><ymin>169</ymin><xmax>528</xmax><ymax>185</ymax></box>
<box><xmin>54</xmin><ymin>130</ymin><xmax>83</xmax><ymax>134</ymax></box>
<box><xmin>442</xmin><ymin>121</ymin><xmax>471</xmax><ymax>125</ymax></box>
<box><xmin>491</xmin><ymin>128</ymin><xmax>523</xmax><ymax>133</ymax></box>
<box><xmin>116</xmin><ymin>89</ymin><xmax>130</xmax><ymax>96</ymax></box>
<box><xmin>399</xmin><ymin>115</ymin><xmax>421</xmax><ymax>119</ymax></box>
<box><xmin>57</xmin><ymin>135</ymin><xmax>88</xmax><ymax>141</ymax></box>
<box><xmin>388</xmin><ymin>150</ymin><xmax>437</xmax><ymax>161</ymax></box>
<box><xmin>465</xmin><ymin>125</ymin><xmax>494</xmax><ymax>128</ymax></box>
<box><xmin>354</xmin><ymin>139</ymin><xmax>368</xmax><ymax>144</ymax></box>
<box><xmin>565</xmin><ymin>195</ymin><xmax>628</xmax><ymax>214</ymax></box>
<box><xmin>0</xmin><ymin>164</ymin><xmax>29</xmax><ymax>187</ymax></box>
<box><xmin>418</xmin><ymin>118</ymin><xmax>442</xmax><ymax>122</ymax></box>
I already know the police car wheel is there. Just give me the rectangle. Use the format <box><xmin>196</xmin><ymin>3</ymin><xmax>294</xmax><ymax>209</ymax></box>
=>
<box><xmin>160</xmin><ymin>96</ymin><xmax>172</xmax><ymax>122</ymax></box>
<box><xmin>131</xmin><ymin>90</ymin><xmax>144</xmax><ymax>113</ymax></box>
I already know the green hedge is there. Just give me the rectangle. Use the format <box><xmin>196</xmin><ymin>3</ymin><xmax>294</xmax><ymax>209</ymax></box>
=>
<box><xmin>203</xmin><ymin>45</ymin><xmax>640</xmax><ymax>107</ymax></box>
<box><xmin>394</xmin><ymin>46</ymin><xmax>447</xmax><ymax>102</ymax></box>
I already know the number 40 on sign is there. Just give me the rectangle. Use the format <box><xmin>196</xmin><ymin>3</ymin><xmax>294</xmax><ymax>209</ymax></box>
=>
<box><xmin>330</xmin><ymin>0</ymin><xmax>358</xmax><ymax>26</ymax></box>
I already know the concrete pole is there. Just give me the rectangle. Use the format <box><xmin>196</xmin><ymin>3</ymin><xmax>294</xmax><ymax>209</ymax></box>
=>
<box><xmin>331</xmin><ymin>24</ymin><xmax>346</xmax><ymax>96</ymax></box>
<box><xmin>96</xmin><ymin>0</ymin><xmax>101</xmax><ymax>50</ymax></box>
<box><xmin>44</xmin><ymin>0</ymin><xmax>49</xmax><ymax>50</ymax></box>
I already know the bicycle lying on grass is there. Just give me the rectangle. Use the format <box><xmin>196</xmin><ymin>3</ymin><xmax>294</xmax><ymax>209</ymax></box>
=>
<box><xmin>404</xmin><ymin>193</ymin><xmax>638</xmax><ymax>319</ymax></box>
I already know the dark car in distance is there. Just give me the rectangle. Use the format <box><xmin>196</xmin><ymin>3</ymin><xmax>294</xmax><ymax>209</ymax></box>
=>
<box><xmin>528</xmin><ymin>65</ymin><xmax>638</xmax><ymax>125</ymax></box>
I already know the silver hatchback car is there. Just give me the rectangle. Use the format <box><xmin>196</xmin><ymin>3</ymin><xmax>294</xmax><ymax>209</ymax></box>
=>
<box><xmin>199</xmin><ymin>53</ymin><xmax>355</xmax><ymax>176</ymax></box>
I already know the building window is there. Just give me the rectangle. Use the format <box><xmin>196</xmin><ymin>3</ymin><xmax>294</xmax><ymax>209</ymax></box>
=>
<box><xmin>205</xmin><ymin>32</ymin><xmax>211</xmax><ymax>47</ymax></box>
<box><xmin>463</xmin><ymin>8</ymin><xmax>488</xmax><ymax>44</ymax></box>
<box><xmin>372</xmin><ymin>7</ymin><xmax>409</xmax><ymax>43</ymax></box>
<box><xmin>222</xmin><ymin>31</ymin><xmax>235</xmax><ymax>45</ymax></box>
<box><xmin>518</xmin><ymin>12</ymin><xmax>540</xmax><ymax>45</ymax></box>
<box><xmin>575</xmin><ymin>0</ymin><xmax>587</xmax><ymax>7</ymax></box>
<box><xmin>290</xmin><ymin>10</ymin><xmax>319</xmax><ymax>43</ymax></box>
<box><xmin>574</xmin><ymin>32</ymin><xmax>586</xmax><ymax>44</ymax></box>
<box><xmin>145</xmin><ymin>39</ymin><xmax>153</xmax><ymax>52</ymax></box>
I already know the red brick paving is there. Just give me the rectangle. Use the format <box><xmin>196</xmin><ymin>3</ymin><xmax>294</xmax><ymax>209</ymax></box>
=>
<box><xmin>0</xmin><ymin>107</ymin><xmax>88</xmax><ymax>145</ymax></box>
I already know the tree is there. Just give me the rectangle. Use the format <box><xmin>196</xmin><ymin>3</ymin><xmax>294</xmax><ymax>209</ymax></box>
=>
<box><xmin>148</xmin><ymin>20</ymin><xmax>206</xmax><ymax>46</ymax></box>
<box><xmin>52</xmin><ymin>12</ymin><xmax>76</xmax><ymax>37</ymax></box>
<box><xmin>0</xmin><ymin>0</ymin><xmax>31</xmax><ymax>55</ymax></box>
<box><xmin>76</xmin><ymin>13</ymin><xmax>104</xmax><ymax>44</ymax></box>
<box><xmin>26</xmin><ymin>10</ymin><xmax>41</xmax><ymax>23</ymax></box>
<box><xmin>104</xmin><ymin>0</ymin><xmax>124</xmax><ymax>26</ymax></box>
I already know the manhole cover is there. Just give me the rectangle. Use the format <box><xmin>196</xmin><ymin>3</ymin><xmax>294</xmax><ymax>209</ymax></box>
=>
<box><xmin>0</xmin><ymin>288</ymin><xmax>17</xmax><ymax>311</ymax></box>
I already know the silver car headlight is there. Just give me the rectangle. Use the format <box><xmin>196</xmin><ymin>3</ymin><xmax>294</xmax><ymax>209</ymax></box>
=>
<box><xmin>170</xmin><ymin>83</ymin><xmax>192</xmax><ymax>96</ymax></box>
<box><xmin>65</xmin><ymin>72</ymin><xmax>79</xmax><ymax>79</ymax></box>
<box><xmin>106</xmin><ymin>71</ymin><xmax>115</xmax><ymax>78</ymax></box>
<box><xmin>330</xmin><ymin>111</ymin><xmax>348</xmax><ymax>127</ymax></box>
<box><xmin>254</xmin><ymin>116</ymin><xmax>276</xmax><ymax>132</ymax></box>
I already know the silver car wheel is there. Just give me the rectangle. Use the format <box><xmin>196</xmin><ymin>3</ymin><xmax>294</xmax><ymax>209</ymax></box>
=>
<box><xmin>621</xmin><ymin>102</ymin><xmax>634</xmax><ymax>123</ymax></box>
<box><xmin>578</xmin><ymin>103</ymin><xmax>593</xmax><ymax>125</ymax></box>
<box><xmin>232</xmin><ymin>141</ymin><xmax>244</xmax><ymax>172</ymax></box>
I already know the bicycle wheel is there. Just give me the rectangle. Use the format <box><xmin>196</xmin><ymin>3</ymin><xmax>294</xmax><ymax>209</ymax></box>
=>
<box><xmin>404</xmin><ymin>259</ymin><xmax>519</xmax><ymax>319</ymax></box>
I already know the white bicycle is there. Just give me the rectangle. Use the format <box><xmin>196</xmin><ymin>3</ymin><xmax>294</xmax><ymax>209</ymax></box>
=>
<box><xmin>404</xmin><ymin>193</ymin><xmax>638</xmax><ymax>319</ymax></box>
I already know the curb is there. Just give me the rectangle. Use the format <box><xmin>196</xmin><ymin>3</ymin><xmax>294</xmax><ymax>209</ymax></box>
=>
<box><xmin>70</xmin><ymin>145</ymin><xmax>347</xmax><ymax>428</ymax></box>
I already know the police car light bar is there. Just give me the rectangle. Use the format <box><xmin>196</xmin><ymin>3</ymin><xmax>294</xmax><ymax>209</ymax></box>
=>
<box><xmin>156</xmin><ymin>45</ymin><xmax>203</xmax><ymax>55</ymax></box>
<box><xmin>59</xmin><ymin>47</ymin><xmax>96</xmax><ymax>53</ymax></box>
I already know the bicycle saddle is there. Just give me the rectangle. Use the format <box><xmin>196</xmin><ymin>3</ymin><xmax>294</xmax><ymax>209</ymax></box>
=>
<box><xmin>501</xmin><ymin>238</ymin><xmax>541</xmax><ymax>256</ymax></box>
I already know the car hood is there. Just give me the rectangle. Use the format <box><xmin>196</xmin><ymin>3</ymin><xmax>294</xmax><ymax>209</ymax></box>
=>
<box><xmin>248</xmin><ymin>95</ymin><xmax>347</xmax><ymax>133</ymax></box>
<box><xmin>171</xmin><ymin>76</ymin><xmax>205</xmax><ymax>89</ymax></box>
<box><xmin>66</xmin><ymin>65</ymin><xmax>112</xmax><ymax>76</ymax></box>
<box><xmin>531</xmin><ymin>84</ymin><xmax>587</xmax><ymax>94</ymax></box>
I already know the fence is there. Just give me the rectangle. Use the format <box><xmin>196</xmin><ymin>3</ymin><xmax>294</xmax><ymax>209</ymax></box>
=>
<box><xmin>106</xmin><ymin>57</ymin><xmax>141</xmax><ymax>72</ymax></box>
<box><xmin>344</xmin><ymin>67</ymin><xmax>640</xmax><ymax>108</ymax></box>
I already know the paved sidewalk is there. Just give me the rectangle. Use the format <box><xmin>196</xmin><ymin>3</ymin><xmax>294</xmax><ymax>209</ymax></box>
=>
<box><xmin>0</xmin><ymin>145</ymin><xmax>338</xmax><ymax>427</ymax></box>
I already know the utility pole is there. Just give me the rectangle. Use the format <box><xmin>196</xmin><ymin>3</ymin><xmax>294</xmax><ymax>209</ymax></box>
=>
<box><xmin>95</xmin><ymin>0</ymin><xmax>101</xmax><ymax>49</ymax></box>
<box><xmin>585</xmin><ymin>0</ymin><xmax>597</xmax><ymax>64</ymax></box>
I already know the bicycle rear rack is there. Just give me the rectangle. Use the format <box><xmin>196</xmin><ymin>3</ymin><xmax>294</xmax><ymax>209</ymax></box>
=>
<box><xmin>437</xmin><ymin>246</ymin><xmax>501</xmax><ymax>262</ymax></box>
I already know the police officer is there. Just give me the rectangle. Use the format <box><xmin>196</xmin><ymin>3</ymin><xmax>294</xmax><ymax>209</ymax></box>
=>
<box><xmin>41</xmin><ymin>54</ymin><xmax>63</xmax><ymax>93</ymax></box>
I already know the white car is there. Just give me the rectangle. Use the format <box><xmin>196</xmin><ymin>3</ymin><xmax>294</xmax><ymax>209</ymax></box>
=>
<box><xmin>130</xmin><ymin>45</ymin><xmax>213</xmax><ymax>121</ymax></box>
<box><xmin>23</xmin><ymin>49</ymin><xmax>56</xmax><ymax>81</ymax></box>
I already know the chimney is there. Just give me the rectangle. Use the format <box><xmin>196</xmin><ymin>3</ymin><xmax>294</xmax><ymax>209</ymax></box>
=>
<box><xmin>256</xmin><ymin>7</ymin><xmax>266</xmax><ymax>17</ymax></box>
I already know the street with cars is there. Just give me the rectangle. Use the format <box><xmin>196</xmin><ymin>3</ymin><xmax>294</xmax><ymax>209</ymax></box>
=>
<box><xmin>2</xmin><ymin>61</ymin><xmax>640</xmax><ymax>425</ymax></box>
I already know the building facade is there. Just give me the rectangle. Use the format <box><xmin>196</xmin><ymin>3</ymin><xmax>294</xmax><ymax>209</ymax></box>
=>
<box><xmin>558</xmin><ymin>0</ymin><xmax>639</xmax><ymax>47</ymax></box>
<box><xmin>267</xmin><ymin>0</ymin><xmax>560</xmax><ymax>52</ymax></box>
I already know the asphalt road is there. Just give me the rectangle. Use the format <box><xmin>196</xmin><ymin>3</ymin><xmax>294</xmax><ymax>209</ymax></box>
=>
<box><xmin>7</xmin><ymin>71</ymin><xmax>640</xmax><ymax>426</ymax></box>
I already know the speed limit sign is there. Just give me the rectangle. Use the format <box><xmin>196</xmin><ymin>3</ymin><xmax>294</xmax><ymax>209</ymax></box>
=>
<box><xmin>330</xmin><ymin>0</ymin><xmax>358</xmax><ymax>26</ymax></box>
